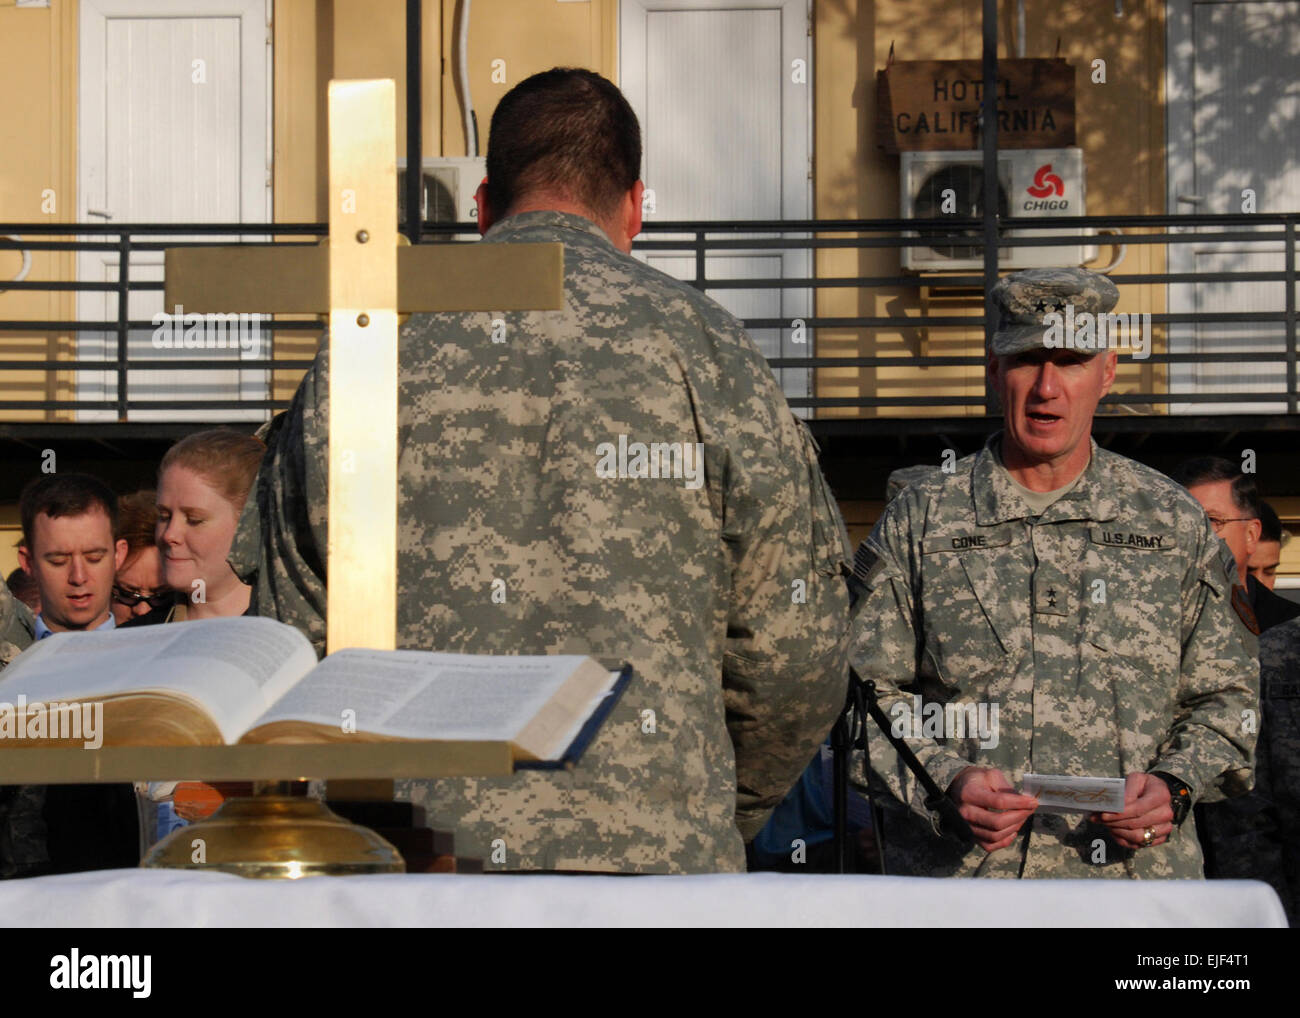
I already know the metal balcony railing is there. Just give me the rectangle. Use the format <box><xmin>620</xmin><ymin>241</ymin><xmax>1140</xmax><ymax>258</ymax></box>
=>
<box><xmin>0</xmin><ymin>212</ymin><xmax>1296</xmax><ymax>420</ymax></box>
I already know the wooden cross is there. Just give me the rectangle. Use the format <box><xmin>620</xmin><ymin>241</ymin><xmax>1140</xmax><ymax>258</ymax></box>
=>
<box><xmin>164</xmin><ymin>80</ymin><xmax>564</xmax><ymax>655</ymax></box>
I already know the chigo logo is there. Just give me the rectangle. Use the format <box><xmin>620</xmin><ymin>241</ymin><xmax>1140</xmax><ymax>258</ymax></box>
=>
<box><xmin>1024</xmin><ymin>163</ymin><xmax>1069</xmax><ymax>210</ymax></box>
<box><xmin>49</xmin><ymin>949</ymin><xmax>151</xmax><ymax>998</ymax></box>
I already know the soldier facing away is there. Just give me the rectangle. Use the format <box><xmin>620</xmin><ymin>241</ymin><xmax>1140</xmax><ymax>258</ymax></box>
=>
<box><xmin>230</xmin><ymin>67</ymin><xmax>852</xmax><ymax>872</ymax></box>
<box><xmin>849</xmin><ymin>268</ymin><xmax>1259</xmax><ymax>878</ymax></box>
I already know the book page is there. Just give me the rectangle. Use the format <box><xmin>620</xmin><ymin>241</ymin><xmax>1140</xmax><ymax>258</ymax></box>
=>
<box><xmin>527</xmin><ymin>666</ymin><xmax>622</xmax><ymax>761</ymax></box>
<box><xmin>0</xmin><ymin>618</ymin><xmax>318</xmax><ymax>744</ymax></box>
<box><xmin>249</xmin><ymin>649</ymin><xmax>594</xmax><ymax>742</ymax></box>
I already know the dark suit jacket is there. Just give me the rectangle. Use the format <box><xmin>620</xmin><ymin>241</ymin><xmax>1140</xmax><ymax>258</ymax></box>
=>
<box><xmin>1251</xmin><ymin>575</ymin><xmax>1300</xmax><ymax>633</ymax></box>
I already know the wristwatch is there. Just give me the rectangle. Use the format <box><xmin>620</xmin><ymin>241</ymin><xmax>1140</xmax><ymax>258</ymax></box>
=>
<box><xmin>1151</xmin><ymin>771</ymin><xmax>1193</xmax><ymax>826</ymax></box>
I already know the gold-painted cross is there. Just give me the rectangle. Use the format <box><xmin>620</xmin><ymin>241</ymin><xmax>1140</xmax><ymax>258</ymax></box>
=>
<box><xmin>164</xmin><ymin>79</ymin><xmax>563</xmax><ymax>655</ymax></box>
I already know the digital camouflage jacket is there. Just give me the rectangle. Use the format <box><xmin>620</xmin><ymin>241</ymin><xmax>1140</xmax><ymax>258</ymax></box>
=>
<box><xmin>850</xmin><ymin>437</ymin><xmax>1259</xmax><ymax>878</ymax></box>
<box><xmin>230</xmin><ymin>211</ymin><xmax>852</xmax><ymax>872</ymax></box>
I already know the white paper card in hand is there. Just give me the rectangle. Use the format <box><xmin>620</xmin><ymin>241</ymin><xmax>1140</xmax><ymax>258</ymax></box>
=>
<box><xmin>1022</xmin><ymin>773</ymin><xmax>1127</xmax><ymax>814</ymax></box>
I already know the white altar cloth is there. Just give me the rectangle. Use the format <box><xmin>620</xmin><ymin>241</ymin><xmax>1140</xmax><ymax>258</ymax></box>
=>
<box><xmin>0</xmin><ymin>870</ymin><xmax>1285</xmax><ymax>927</ymax></box>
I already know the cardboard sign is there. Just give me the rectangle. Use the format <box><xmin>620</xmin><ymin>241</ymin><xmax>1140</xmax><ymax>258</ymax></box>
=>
<box><xmin>877</xmin><ymin>59</ymin><xmax>1075</xmax><ymax>152</ymax></box>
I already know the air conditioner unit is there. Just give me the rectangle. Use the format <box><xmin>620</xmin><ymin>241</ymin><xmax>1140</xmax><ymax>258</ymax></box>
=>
<box><xmin>396</xmin><ymin>156</ymin><xmax>485</xmax><ymax>228</ymax></box>
<box><xmin>900</xmin><ymin>148</ymin><xmax>1098</xmax><ymax>271</ymax></box>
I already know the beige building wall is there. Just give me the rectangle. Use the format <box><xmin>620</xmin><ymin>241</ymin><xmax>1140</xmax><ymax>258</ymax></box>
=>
<box><xmin>439</xmin><ymin>0</ymin><xmax>617</xmax><ymax>157</ymax></box>
<box><xmin>2</xmin><ymin>0</ymin><xmax>1168</xmax><ymax>420</ymax></box>
<box><xmin>813</xmin><ymin>0</ymin><xmax>1168</xmax><ymax>417</ymax></box>
<box><xmin>1</xmin><ymin>510</ymin><xmax>21</xmax><ymax>583</ymax></box>
<box><xmin>0</xmin><ymin>0</ymin><xmax>615</xmax><ymax>412</ymax></box>
<box><xmin>0</xmin><ymin>1</ymin><xmax>77</xmax><ymax>422</ymax></box>
<box><xmin>1270</xmin><ymin>497</ymin><xmax>1300</xmax><ymax>589</ymax></box>
<box><xmin>270</xmin><ymin>0</ymin><xmax>447</xmax><ymax>401</ymax></box>
<box><xmin>269</xmin><ymin>0</ymin><xmax>615</xmax><ymax>400</ymax></box>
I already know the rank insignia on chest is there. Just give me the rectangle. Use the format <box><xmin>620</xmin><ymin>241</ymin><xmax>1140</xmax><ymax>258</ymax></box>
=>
<box><xmin>1033</xmin><ymin>577</ymin><xmax>1068</xmax><ymax>616</ymax></box>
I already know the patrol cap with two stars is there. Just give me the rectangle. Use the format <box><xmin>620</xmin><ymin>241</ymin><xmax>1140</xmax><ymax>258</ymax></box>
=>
<box><xmin>989</xmin><ymin>267</ymin><xmax>1120</xmax><ymax>356</ymax></box>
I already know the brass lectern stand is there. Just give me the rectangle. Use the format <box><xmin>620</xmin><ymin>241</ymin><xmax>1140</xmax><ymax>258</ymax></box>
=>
<box><xmin>3</xmin><ymin>742</ymin><xmax>518</xmax><ymax>879</ymax></box>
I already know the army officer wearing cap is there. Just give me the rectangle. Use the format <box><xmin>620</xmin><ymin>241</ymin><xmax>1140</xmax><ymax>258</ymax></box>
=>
<box><xmin>849</xmin><ymin>267</ymin><xmax>1260</xmax><ymax>878</ymax></box>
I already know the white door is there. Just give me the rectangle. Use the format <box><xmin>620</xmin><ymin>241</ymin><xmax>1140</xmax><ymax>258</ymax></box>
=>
<box><xmin>620</xmin><ymin>0</ymin><xmax>812</xmax><ymax>410</ymax></box>
<box><xmin>1166</xmin><ymin>0</ymin><xmax>1300</xmax><ymax>414</ymax></box>
<box><xmin>78</xmin><ymin>0</ymin><xmax>271</xmax><ymax>422</ymax></box>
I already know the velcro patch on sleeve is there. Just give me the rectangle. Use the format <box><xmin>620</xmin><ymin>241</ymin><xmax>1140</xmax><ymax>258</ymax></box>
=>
<box><xmin>851</xmin><ymin>542</ymin><xmax>886</xmax><ymax>590</ymax></box>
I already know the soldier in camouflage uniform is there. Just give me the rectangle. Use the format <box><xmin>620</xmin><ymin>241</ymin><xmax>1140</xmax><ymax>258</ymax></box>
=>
<box><xmin>230</xmin><ymin>68</ymin><xmax>851</xmax><ymax>872</ymax></box>
<box><xmin>0</xmin><ymin>577</ymin><xmax>43</xmax><ymax>878</ymax></box>
<box><xmin>0</xmin><ymin>577</ymin><xmax>34</xmax><ymax>670</ymax></box>
<box><xmin>850</xmin><ymin>268</ymin><xmax>1259</xmax><ymax>878</ymax></box>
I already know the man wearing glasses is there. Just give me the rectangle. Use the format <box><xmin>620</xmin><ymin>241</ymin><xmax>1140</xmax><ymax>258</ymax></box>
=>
<box><xmin>1173</xmin><ymin>458</ymin><xmax>1300</xmax><ymax>634</ymax></box>
<box><xmin>1175</xmin><ymin>456</ymin><xmax>1299</xmax><ymax>919</ymax></box>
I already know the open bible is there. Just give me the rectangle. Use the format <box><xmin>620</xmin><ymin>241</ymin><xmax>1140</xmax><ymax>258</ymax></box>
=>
<box><xmin>0</xmin><ymin>617</ymin><xmax>627</xmax><ymax>766</ymax></box>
